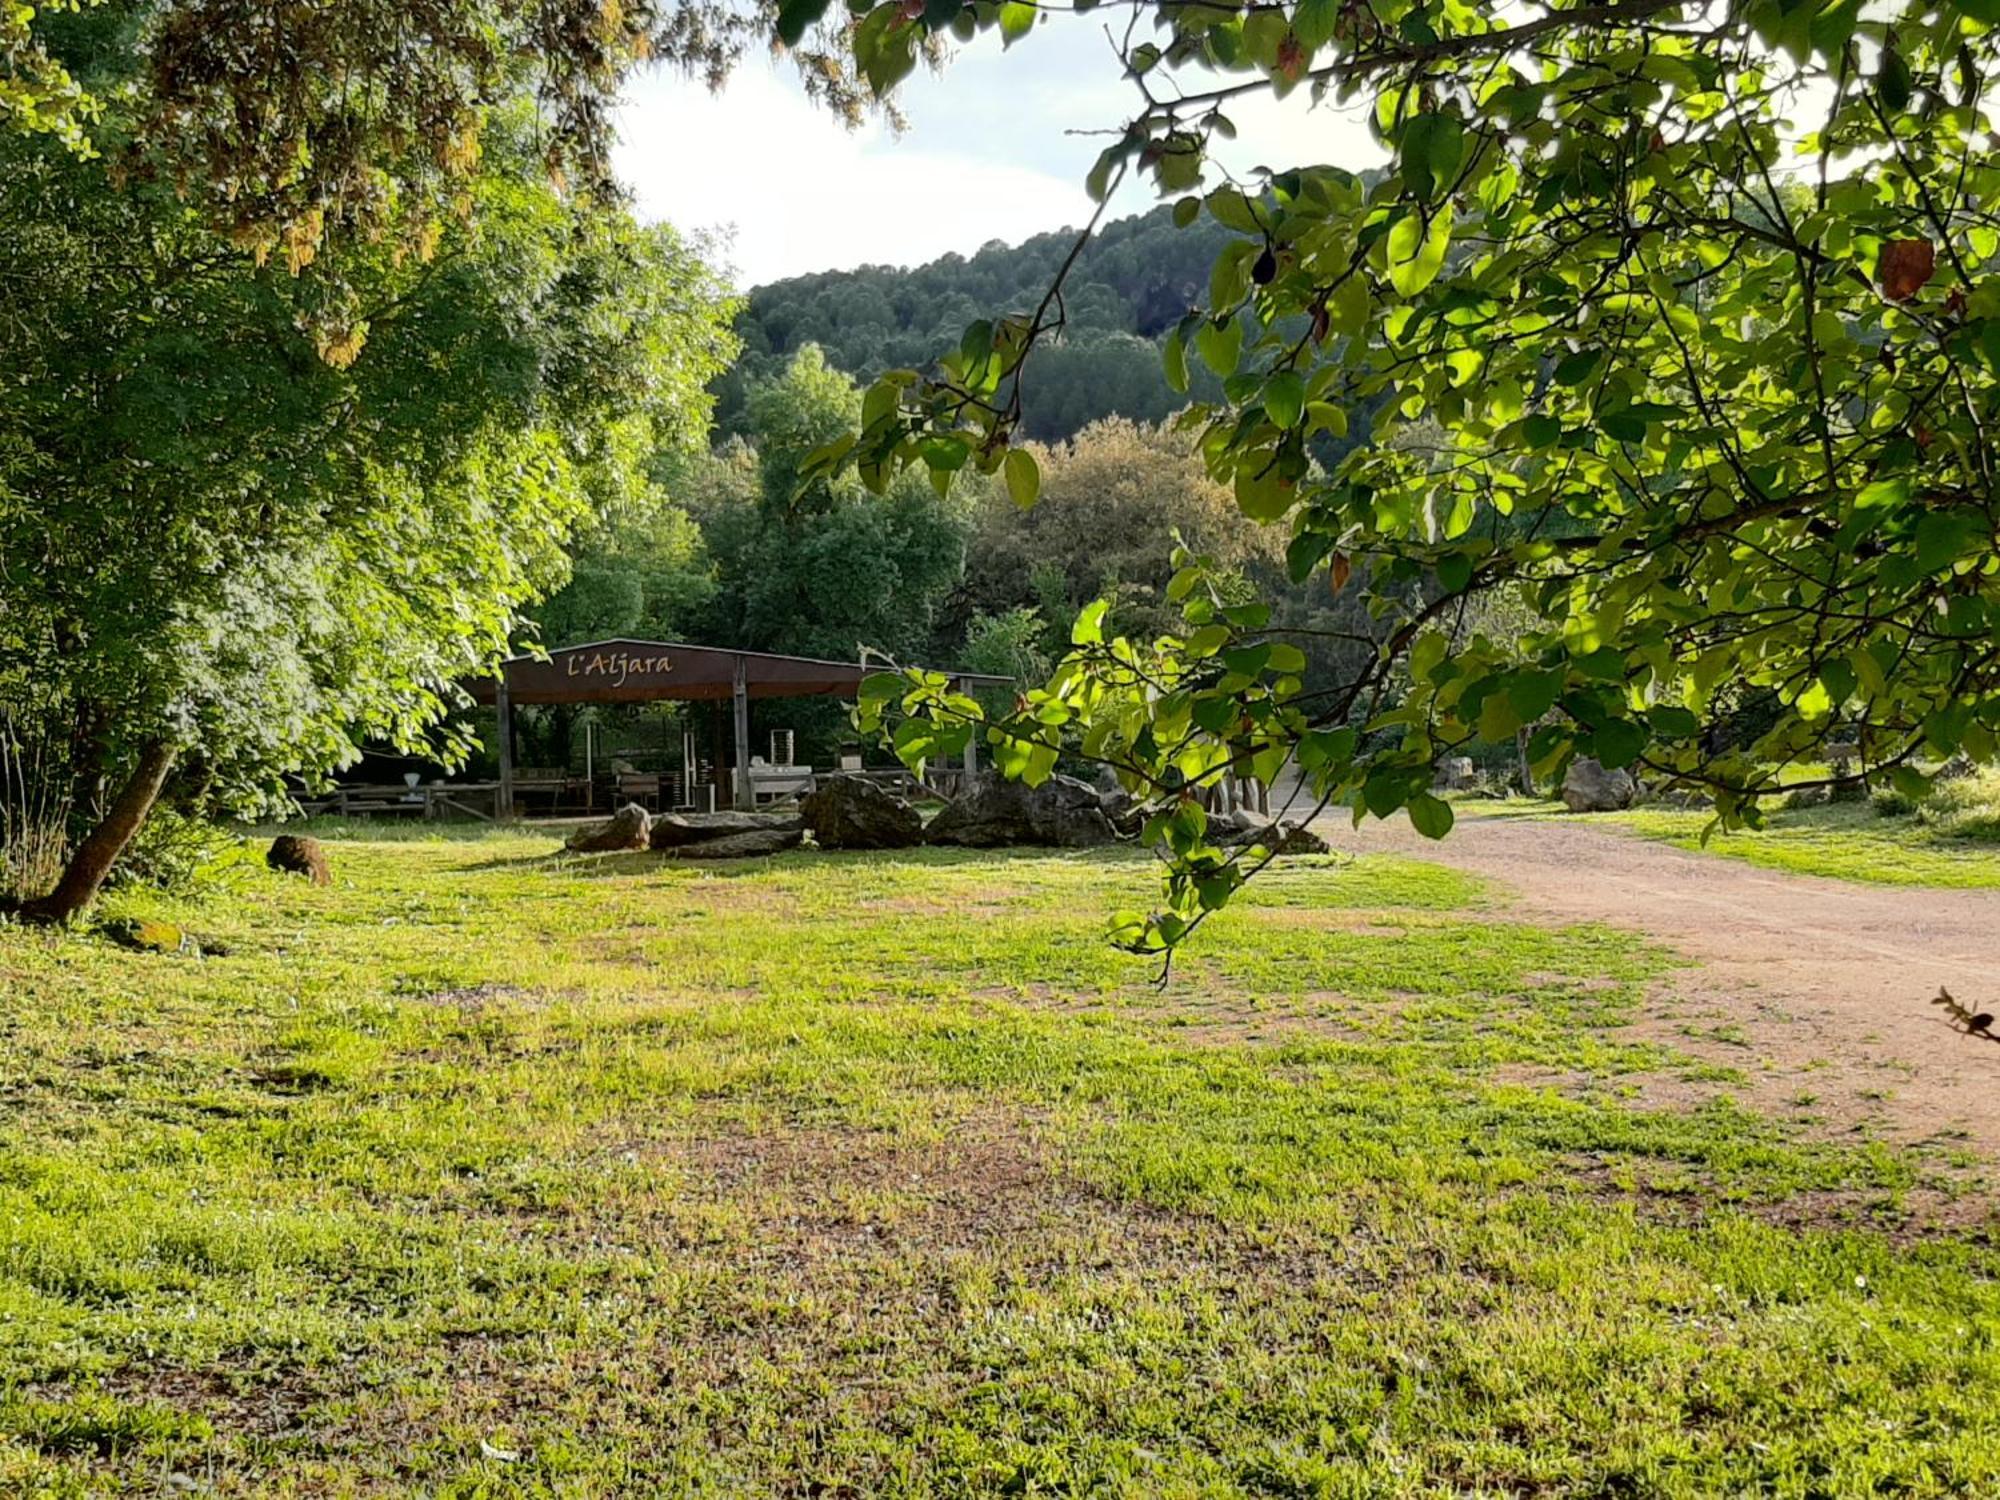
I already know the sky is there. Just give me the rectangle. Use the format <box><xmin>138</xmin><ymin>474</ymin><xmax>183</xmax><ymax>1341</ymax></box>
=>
<box><xmin>611</xmin><ymin>22</ymin><xmax>1385</xmax><ymax>290</ymax></box>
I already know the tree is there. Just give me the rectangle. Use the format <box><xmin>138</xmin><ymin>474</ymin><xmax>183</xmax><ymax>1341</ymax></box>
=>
<box><xmin>960</xmin><ymin>417</ymin><xmax>1279</xmax><ymax>649</ymax></box>
<box><xmin>0</xmin><ymin>44</ymin><xmax>736</xmax><ymax>918</ymax></box>
<box><xmin>6</xmin><ymin>1</ymin><xmax>868</xmax><ymax>302</ymax></box>
<box><xmin>829</xmin><ymin>1</ymin><xmax>2000</xmax><ymax>957</ymax></box>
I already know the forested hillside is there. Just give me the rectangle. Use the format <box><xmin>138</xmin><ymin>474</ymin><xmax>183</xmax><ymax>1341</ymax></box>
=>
<box><xmin>716</xmin><ymin>204</ymin><xmax>1233</xmax><ymax>441</ymax></box>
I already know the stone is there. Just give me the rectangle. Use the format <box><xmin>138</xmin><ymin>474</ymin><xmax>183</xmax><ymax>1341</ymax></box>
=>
<box><xmin>1097</xmin><ymin>785</ymin><xmax>1146</xmax><ymax>837</ymax></box>
<box><xmin>1560</xmin><ymin>757</ymin><xmax>1637</xmax><ymax>813</ymax></box>
<box><xmin>1434</xmin><ymin>756</ymin><xmax>1477</xmax><ymax>791</ymax></box>
<box><xmin>98</xmin><ymin>916</ymin><xmax>196</xmax><ymax>956</ymax></box>
<box><xmin>925</xmin><ymin>772</ymin><xmax>1119</xmax><ymax>848</ymax></box>
<box><xmin>649</xmin><ymin>809</ymin><xmax>804</xmax><ymax>850</ymax></box>
<box><xmin>1210</xmin><ymin>808</ymin><xmax>1329</xmax><ymax>854</ymax></box>
<box><xmin>266</xmin><ymin>833</ymin><xmax>331</xmax><ymax>885</ymax></box>
<box><xmin>663</xmin><ymin>828</ymin><xmax>805</xmax><ymax>860</ymax></box>
<box><xmin>799</xmin><ymin>775</ymin><xmax>923</xmax><ymax>850</ymax></box>
<box><xmin>1269</xmin><ymin>821</ymin><xmax>1331</xmax><ymax>855</ymax></box>
<box><xmin>565</xmin><ymin>802</ymin><xmax>652</xmax><ymax>853</ymax></box>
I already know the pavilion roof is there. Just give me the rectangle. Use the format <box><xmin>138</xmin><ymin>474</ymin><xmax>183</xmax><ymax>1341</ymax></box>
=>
<box><xmin>466</xmin><ymin>638</ymin><xmax>1009</xmax><ymax>706</ymax></box>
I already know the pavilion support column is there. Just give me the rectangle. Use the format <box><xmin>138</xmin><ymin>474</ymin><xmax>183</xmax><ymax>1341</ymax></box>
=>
<box><xmin>494</xmin><ymin>676</ymin><xmax>515</xmax><ymax>822</ymax></box>
<box><xmin>732</xmin><ymin>658</ymin><xmax>754</xmax><ymax>810</ymax></box>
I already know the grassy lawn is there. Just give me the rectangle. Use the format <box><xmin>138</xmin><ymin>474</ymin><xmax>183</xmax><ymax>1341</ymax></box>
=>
<box><xmin>2</xmin><ymin>828</ymin><xmax>1996</xmax><ymax>1495</ymax></box>
<box><xmin>1591</xmin><ymin>771</ymin><xmax>2000</xmax><ymax>889</ymax></box>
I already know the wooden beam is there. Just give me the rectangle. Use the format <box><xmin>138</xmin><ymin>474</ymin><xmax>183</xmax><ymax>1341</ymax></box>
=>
<box><xmin>731</xmin><ymin>657</ymin><xmax>754</xmax><ymax>810</ymax></box>
<box><xmin>495</xmin><ymin>675</ymin><xmax>515</xmax><ymax>820</ymax></box>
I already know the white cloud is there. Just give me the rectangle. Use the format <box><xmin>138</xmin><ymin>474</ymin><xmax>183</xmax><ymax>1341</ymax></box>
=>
<box><xmin>612</xmin><ymin>25</ymin><xmax>1385</xmax><ymax>288</ymax></box>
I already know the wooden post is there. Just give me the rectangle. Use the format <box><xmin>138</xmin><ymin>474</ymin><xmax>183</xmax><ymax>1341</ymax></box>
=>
<box><xmin>732</xmin><ymin>657</ymin><xmax>753</xmax><ymax>810</ymax></box>
<box><xmin>957</xmin><ymin>678</ymin><xmax>979</xmax><ymax>785</ymax></box>
<box><xmin>495</xmin><ymin>675</ymin><xmax>515</xmax><ymax>821</ymax></box>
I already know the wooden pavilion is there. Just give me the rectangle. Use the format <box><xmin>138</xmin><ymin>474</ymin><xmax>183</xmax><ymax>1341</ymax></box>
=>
<box><xmin>467</xmin><ymin>639</ymin><xmax>1008</xmax><ymax>816</ymax></box>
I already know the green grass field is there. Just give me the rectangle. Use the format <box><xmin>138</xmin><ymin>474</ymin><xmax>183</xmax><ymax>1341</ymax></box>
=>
<box><xmin>1596</xmin><ymin>771</ymin><xmax>2000</xmax><ymax>889</ymax></box>
<box><xmin>2</xmin><ymin>829</ymin><xmax>1996</xmax><ymax>1495</ymax></box>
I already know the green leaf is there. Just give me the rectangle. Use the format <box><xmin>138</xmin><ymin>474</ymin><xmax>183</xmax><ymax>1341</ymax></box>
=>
<box><xmin>1004</xmin><ymin>447</ymin><xmax>1041</xmax><ymax>509</ymax></box>
<box><xmin>1592</xmin><ymin>718</ymin><xmax>1648</xmax><ymax>770</ymax></box>
<box><xmin>1407</xmin><ymin>792</ymin><xmax>1455</xmax><ymax>839</ymax></box>
<box><xmin>1400</xmin><ymin>114</ymin><xmax>1464</xmax><ymax>201</ymax></box>
<box><xmin>1386</xmin><ymin>205</ymin><xmax>1453</xmax><ymax>297</ymax></box>
<box><xmin>1071</xmin><ymin>598</ymin><xmax>1109</xmax><ymax>645</ymax></box>
<box><xmin>1264</xmin><ymin>370</ymin><xmax>1305</xmax><ymax>428</ymax></box>
<box><xmin>1292</xmin><ymin>0</ymin><xmax>1338</xmax><ymax>48</ymax></box>
<box><xmin>998</xmin><ymin>0</ymin><xmax>1036</xmax><ymax>44</ymax></box>
<box><xmin>1233</xmin><ymin>463</ymin><xmax>1293</xmax><ymax>522</ymax></box>
<box><xmin>776</xmin><ymin>0</ymin><xmax>834</xmax><ymax>46</ymax></box>
<box><xmin>1196</xmin><ymin>316</ymin><xmax>1243</xmax><ymax>377</ymax></box>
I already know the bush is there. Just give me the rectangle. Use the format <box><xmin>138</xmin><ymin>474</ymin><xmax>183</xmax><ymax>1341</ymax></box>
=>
<box><xmin>1871</xmin><ymin>787</ymin><xmax>1917</xmax><ymax>818</ymax></box>
<box><xmin>109</xmin><ymin>808</ymin><xmax>252</xmax><ymax>895</ymax></box>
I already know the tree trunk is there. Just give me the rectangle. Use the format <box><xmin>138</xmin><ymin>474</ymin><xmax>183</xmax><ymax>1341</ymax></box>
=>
<box><xmin>22</xmin><ymin>738</ymin><xmax>176</xmax><ymax>924</ymax></box>
<box><xmin>1516</xmin><ymin>727</ymin><xmax>1536</xmax><ymax>797</ymax></box>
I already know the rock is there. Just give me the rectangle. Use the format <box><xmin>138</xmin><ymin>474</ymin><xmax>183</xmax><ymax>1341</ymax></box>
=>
<box><xmin>266</xmin><ymin>834</ymin><xmax>331</xmax><ymax>886</ymax></box>
<box><xmin>565</xmin><ymin>802</ymin><xmax>653</xmax><ymax>853</ymax></box>
<box><xmin>1210</xmin><ymin>808</ymin><xmax>1329</xmax><ymax>854</ymax></box>
<box><xmin>925</xmin><ymin>772</ymin><xmax>1119</xmax><ymax>848</ymax></box>
<box><xmin>663</xmin><ymin>828</ymin><xmax>805</xmax><ymax>860</ymax></box>
<box><xmin>1269</xmin><ymin>822</ymin><xmax>1331</xmax><ymax>855</ymax></box>
<box><xmin>649</xmin><ymin>809</ymin><xmax>804</xmax><ymax>850</ymax></box>
<box><xmin>800</xmin><ymin>775</ymin><xmax>923</xmax><ymax>850</ymax></box>
<box><xmin>98</xmin><ymin>916</ymin><xmax>196</xmax><ymax>956</ymax></box>
<box><xmin>1560</xmin><ymin>757</ymin><xmax>1637</xmax><ymax>813</ymax></box>
<box><xmin>1434</xmin><ymin>756</ymin><xmax>1477</xmax><ymax>791</ymax></box>
<box><xmin>1098</xmin><ymin>785</ymin><xmax>1147</xmax><ymax>837</ymax></box>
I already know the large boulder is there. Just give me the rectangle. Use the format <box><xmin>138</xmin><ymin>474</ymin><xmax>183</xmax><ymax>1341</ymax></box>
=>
<box><xmin>266</xmin><ymin>833</ymin><xmax>331</xmax><ymax>885</ymax></box>
<box><xmin>649</xmin><ymin>809</ymin><xmax>804</xmax><ymax>851</ymax></box>
<box><xmin>800</xmin><ymin>775</ymin><xmax>923</xmax><ymax>850</ymax></box>
<box><xmin>664</xmin><ymin>828</ymin><xmax>805</xmax><ymax>860</ymax></box>
<box><xmin>566</xmin><ymin>802</ymin><xmax>653</xmax><ymax>853</ymax></box>
<box><xmin>1561</xmin><ymin>758</ymin><xmax>1637</xmax><ymax>813</ymax></box>
<box><xmin>925</xmin><ymin>772</ymin><xmax>1119</xmax><ymax>848</ymax></box>
<box><xmin>1097</xmin><ymin>785</ymin><xmax>1146</xmax><ymax>838</ymax></box>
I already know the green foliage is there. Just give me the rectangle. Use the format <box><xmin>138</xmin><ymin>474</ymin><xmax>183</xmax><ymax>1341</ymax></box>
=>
<box><xmin>958</xmin><ymin>418</ymin><xmax>1280</xmax><ymax>650</ymax></box>
<box><xmin>835</xmin><ymin>0</ymin><xmax>2000</xmax><ymax>957</ymax></box>
<box><xmin>699</xmin><ymin>348</ymin><xmax>971</xmax><ymax>666</ymax></box>
<box><xmin>5</xmin><ymin>0</ymin><xmax>870</xmax><ymax>339</ymax></box>
<box><xmin>0</xmin><ymin>70</ymin><xmax>737</xmax><ymax>846</ymax></box>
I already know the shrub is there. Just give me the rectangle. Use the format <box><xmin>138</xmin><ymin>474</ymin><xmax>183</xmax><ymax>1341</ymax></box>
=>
<box><xmin>108</xmin><ymin>807</ymin><xmax>252</xmax><ymax>895</ymax></box>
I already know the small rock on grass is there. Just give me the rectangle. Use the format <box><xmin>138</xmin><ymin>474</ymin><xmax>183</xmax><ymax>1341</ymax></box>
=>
<box><xmin>98</xmin><ymin>916</ymin><xmax>200</xmax><ymax>956</ymax></box>
<box><xmin>267</xmin><ymin>833</ymin><xmax>332</xmax><ymax>885</ymax></box>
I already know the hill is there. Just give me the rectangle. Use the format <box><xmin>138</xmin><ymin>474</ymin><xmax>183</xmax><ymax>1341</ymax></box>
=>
<box><xmin>715</xmin><ymin>203</ymin><xmax>1233</xmax><ymax>441</ymax></box>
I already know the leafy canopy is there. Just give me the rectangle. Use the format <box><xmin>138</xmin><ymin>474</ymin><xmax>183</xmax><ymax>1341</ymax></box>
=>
<box><xmin>828</xmin><ymin>0</ymin><xmax>2000</xmax><ymax>955</ymax></box>
<box><xmin>0</xmin><ymin>76</ymin><xmax>736</xmax><ymax>819</ymax></box>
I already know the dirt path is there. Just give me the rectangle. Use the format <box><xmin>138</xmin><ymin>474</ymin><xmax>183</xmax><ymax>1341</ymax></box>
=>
<box><xmin>1328</xmin><ymin>810</ymin><xmax>2000</xmax><ymax>1161</ymax></box>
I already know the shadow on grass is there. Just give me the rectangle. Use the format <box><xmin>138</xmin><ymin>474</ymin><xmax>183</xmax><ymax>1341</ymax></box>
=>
<box><xmin>451</xmin><ymin>843</ymin><xmax>1157</xmax><ymax>880</ymax></box>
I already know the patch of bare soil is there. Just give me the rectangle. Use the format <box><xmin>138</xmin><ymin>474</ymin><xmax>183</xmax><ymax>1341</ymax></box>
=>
<box><xmin>1335</xmin><ymin>812</ymin><xmax>2000</xmax><ymax>1166</ymax></box>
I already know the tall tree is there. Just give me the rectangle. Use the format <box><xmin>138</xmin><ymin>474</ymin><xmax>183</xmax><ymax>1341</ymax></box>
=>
<box><xmin>0</xmin><ymin>63</ymin><xmax>735</xmax><ymax>917</ymax></box>
<box><xmin>698</xmin><ymin>347</ymin><xmax>971</xmax><ymax>666</ymax></box>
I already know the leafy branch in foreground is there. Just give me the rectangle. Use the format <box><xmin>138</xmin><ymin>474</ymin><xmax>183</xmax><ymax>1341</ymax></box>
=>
<box><xmin>831</xmin><ymin>0</ymin><xmax>2000</xmax><ymax>955</ymax></box>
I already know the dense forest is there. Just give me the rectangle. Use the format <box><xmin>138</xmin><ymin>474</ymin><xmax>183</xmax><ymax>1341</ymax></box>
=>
<box><xmin>714</xmin><ymin>204</ymin><xmax>1236</xmax><ymax>442</ymax></box>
